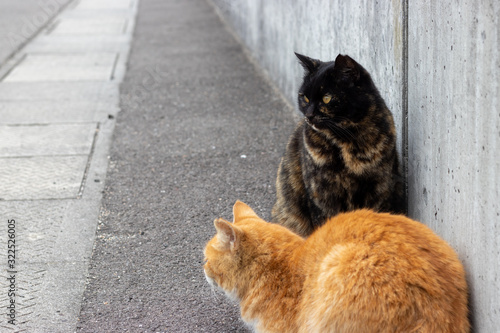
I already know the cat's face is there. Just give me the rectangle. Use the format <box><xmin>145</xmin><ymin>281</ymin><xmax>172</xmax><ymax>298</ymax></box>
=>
<box><xmin>295</xmin><ymin>53</ymin><xmax>377</xmax><ymax>136</ymax></box>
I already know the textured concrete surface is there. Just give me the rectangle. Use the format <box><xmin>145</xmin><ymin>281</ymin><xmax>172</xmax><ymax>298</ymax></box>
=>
<box><xmin>0</xmin><ymin>82</ymin><xmax>118</xmax><ymax>124</ymax></box>
<box><xmin>212</xmin><ymin>0</ymin><xmax>500</xmax><ymax>331</ymax></box>
<box><xmin>4</xmin><ymin>53</ymin><xmax>119</xmax><ymax>82</ymax></box>
<box><xmin>0</xmin><ymin>0</ymin><xmax>138</xmax><ymax>331</ymax></box>
<box><xmin>0</xmin><ymin>123</ymin><xmax>96</xmax><ymax>156</ymax></box>
<box><xmin>0</xmin><ymin>0</ymin><xmax>73</xmax><ymax>65</ymax></box>
<box><xmin>408</xmin><ymin>2</ymin><xmax>500</xmax><ymax>331</ymax></box>
<box><xmin>0</xmin><ymin>155</ymin><xmax>89</xmax><ymax>200</ymax></box>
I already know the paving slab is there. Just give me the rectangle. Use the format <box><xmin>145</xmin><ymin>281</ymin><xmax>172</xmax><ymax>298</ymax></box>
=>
<box><xmin>50</xmin><ymin>17</ymin><xmax>128</xmax><ymax>35</ymax></box>
<box><xmin>0</xmin><ymin>101</ymin><xmax>108</xmax><ymax>124</ymax></box>
<box><xmin>0</xmin><ymin>200</ymin><xmax>67</xmax><ymax>330</ymax></box>
<box><xmin>0</xmin><ymin>81</ymin><xmax>115</xmax><ymax>101</ymax></box>
<box><xmin>75</xmin><ymin>0</ymin><xmax>135</xmax><ymax>10</ymax></box>
<box><xmin>0</xmin><ymin>155</ymin><xmax>90</xmax><ymax>200</ymax></box>
<box><xmin>3</xmin><ymin>53</ymin><xmax>118</xmax><ymax>82</ymax></box>
<box><xmin>55</xmin><ymin>8</ymin><xmax>135</xmax><ymax>22</ymax></box>
<box><xmin>0</xmin><ymin>81</ymin><xmax>118</xmax><ymax>125</ymax></box>
<box><xmin>0</xmin><ymin>0</ymin><xmax>73</xmax><ymax>65</ymax></box>
<box><xmin>0</xmin><ymin>123</ymin><xmax>97</xmax><ymax>157</ymax></box>
<box><xmin>24</xmin><ymin>35</ymin><xmax>131</xmax><ymax>53</ymax></box>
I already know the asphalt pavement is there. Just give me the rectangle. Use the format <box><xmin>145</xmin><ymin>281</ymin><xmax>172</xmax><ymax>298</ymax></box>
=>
<box><xmin>76</xmin><ymin>0</ymin><xmax>296</xmax><ymax>332</ymax></box>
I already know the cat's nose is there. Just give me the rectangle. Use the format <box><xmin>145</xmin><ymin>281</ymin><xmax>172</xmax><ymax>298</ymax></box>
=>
<box><xmin>305</xmin><ymin>105</ymin><xmax>315</xmax><ymax>118</ymax></box>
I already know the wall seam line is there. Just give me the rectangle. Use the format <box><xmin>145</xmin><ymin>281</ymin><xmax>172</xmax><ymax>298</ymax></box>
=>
<box><xmin>402</xmin><ymin>0</ymin><xmax>409</xmax><ymax>214</ymax></box>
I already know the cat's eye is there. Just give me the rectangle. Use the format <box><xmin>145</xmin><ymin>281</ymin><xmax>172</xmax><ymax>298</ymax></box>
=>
<box><xmin>304</xmin><ymin>95</ymin><xmax>310</xmax><ymax>103</ymax></box>
<box><xmin>322</xmin><ymin>95</ymin><xmax>332</xmax><ymax>104</ymax></box>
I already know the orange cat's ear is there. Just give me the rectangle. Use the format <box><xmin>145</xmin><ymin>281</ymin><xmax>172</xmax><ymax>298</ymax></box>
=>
<box><xmin>233</xmin><ymin>200</ymin><xmax>258</xmax><ymax>222</ymax></box>
<box><xmin>214</xmin><ymin>218</ymin><xmax>241</xmax><ymax>251</ymax></box>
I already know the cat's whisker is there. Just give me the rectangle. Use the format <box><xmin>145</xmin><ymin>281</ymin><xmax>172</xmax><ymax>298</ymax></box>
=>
<box><xmin>324</xmin><ymin>120</ymin><xmax>359</xmax><ymax>145</ymax></box>
<box><xmin>210</xmin><ymin>287</ymin><xmax>219</xmax><ymax>300</ymax></box>
<box><xmin>205</xmin><ymin>282</ymin><xmax>222</xmax><ymax>301</ymax></box>
<box><xmin>323</xmin><ymin>121</ymin><xmax>353</xmax><ymax>143</ymax></box>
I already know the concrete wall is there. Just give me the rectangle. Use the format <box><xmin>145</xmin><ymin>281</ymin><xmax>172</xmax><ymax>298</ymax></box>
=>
<box><xmin>211</xmin><ymin>0</ymin><xmax>499</xmax><ymax>331</ymax></box>
<box><xmin>408</xmin><ymin>2</ymin><xmax>499</xmax><ymax>330</ymax></box>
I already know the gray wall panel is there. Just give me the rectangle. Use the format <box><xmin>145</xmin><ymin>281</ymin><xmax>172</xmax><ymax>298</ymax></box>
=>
<box><xmin>408</xmin><ymin>1</ymin><xmax>500</xmax><ymax>330</ymax></box>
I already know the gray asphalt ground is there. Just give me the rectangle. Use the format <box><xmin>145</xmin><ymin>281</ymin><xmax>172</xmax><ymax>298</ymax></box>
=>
<box><xmin>76</xmin><ymin>0</ymin><xmax>296</xmax><ymax>332</ymax></box>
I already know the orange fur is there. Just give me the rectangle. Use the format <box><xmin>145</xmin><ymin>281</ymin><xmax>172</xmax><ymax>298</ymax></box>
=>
<box><xmin>204</xmin><ymin>201</ymin><xmax>469</xmax><ymax>333</ymax></box>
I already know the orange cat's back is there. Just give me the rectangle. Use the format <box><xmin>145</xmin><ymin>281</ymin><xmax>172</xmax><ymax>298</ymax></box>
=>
<box><xmin>204</xmin><ymin>202</ymin><xmax>469</xmax><ymax>333</ymax></box>
<box><xmin>298</xmin><ymin>209</ymin><xmax>469</xmax><ymax>333</ymax></box>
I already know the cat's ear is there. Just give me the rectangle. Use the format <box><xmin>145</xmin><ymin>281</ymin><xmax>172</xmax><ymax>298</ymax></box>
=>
<box><xmin>295</xmin><ymin>52</ymin><xmax>320</xmax><ymax>73</ymax></box>
<box><xmin>334</xmin><ymin>54</ymin><xmax>360</xmax><ymax>83</ymax></box>
<box><xmin>214</xmin><ymin>218</ymin><xmax>240</xmax><ymax>251</ymax></box>
<box><xmin>233</xmin><ymin>200</ymin><xmax>259</xmax><ymax>222</ymax></box>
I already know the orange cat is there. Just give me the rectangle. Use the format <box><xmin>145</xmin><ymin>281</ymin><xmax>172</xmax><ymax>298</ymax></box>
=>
<box><xmin>203</xmin><ymin>201</ymin><xmax>469</xmax><ymax>333</ymax></box>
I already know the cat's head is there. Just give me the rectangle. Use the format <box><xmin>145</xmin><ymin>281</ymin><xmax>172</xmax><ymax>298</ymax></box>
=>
<box><xmin>203</xmin><ymin>201</ymin><xmax>300</xmax><ymax>300</ymax></box>
<box><xmin>203</xmin><ymin>201</ymin><xmax>263</xmax><ymax>300</ymax></box>
<box><xmin>295</xmin><ymin>53</ymin><xmax>382</xmax><ymax>137</ymax></box>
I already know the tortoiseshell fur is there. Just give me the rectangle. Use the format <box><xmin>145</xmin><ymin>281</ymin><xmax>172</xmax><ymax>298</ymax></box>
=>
<box><xmin>272</xmin><ymin>53</ymin><xmax>404</xmax><ymax>236</ymax></box>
